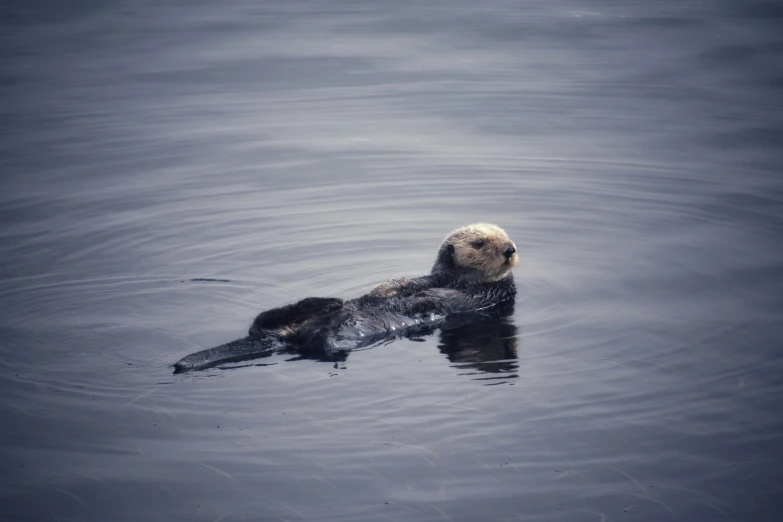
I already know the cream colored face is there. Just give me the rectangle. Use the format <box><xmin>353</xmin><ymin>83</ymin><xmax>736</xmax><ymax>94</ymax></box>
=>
<box><xmin>447</xmin><ymin>223</ymin><xmax>519</xmax><ymax>280</ymax></box>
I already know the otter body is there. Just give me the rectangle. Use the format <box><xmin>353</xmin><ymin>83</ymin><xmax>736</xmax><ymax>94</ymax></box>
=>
<box><xmin>254</xmin><ymin>274</ymin><xmax>517</xmax><ymax>353</ymax></box>
<box><xmin>174</xmin><ymin>224</ymin><xmax>519</xmax><ymax>372</ymax></box>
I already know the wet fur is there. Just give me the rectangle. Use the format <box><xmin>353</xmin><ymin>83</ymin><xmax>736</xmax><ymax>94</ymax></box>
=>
<box><xmin>174</xmin><ymin>223</ymin><xmax>518</xmax><ymax>372</ymax></box>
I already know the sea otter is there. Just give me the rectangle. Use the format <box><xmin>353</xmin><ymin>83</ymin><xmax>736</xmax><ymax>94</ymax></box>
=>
<box><xmin>173</xmin><ymin>223</ymin><xmax>519</xmax><ymax>372</ymax></box>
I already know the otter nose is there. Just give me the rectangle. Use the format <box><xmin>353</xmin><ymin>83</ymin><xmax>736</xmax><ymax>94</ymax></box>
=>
<box><xmin>503</xmin><ymin>245</ymin><xmax>516</xmax><ymax>259</ymax></box>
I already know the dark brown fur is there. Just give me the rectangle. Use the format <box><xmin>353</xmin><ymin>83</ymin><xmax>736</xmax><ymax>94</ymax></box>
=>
<box><xmin>174</xmin><ymin>224</ymin><xmax>519</xmax><ymax>372</ymax></box>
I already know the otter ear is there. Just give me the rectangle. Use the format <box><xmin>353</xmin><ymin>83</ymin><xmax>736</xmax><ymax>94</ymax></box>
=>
<box><xmin>447</xmin><ymin>244</ymin><xmax>455</xmax><ymax>256</ymax></box>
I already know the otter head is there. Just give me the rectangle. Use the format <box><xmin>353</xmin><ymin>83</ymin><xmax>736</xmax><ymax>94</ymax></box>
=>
<box><xmin>432</xmin><ymin>223</ymin><xmax>519</xmax><ymax>282</ymax></box>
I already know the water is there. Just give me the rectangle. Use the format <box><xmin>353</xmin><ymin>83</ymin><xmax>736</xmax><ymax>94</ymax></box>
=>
<box><xmin>1</xmin><ymin>0</ymin><xmax>782</xmax><ymax>520</ymax></box>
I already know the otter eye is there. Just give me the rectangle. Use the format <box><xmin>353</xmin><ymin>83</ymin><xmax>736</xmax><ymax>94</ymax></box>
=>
<box><xmin>472</xmin><ymin>240</ymin><xmax>485</xmax><ymax>249</ymax></box>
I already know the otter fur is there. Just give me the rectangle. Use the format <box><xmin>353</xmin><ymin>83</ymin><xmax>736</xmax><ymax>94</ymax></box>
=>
<box><xmin>173</xmin><ymin>223</ymin><xmax>519</xmax><ymax>372</ymax></box>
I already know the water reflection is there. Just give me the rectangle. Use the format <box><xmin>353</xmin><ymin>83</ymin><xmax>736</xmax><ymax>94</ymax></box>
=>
<box><xmin>438</xmin><ymin>301</ymin><xmax>519</xmax><ymax>384</ymax></box>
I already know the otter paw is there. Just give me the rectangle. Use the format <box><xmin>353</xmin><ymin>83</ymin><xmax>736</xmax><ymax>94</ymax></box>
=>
<box><xmin>369</xmin><ymin>283</ymin><xmax>399</xmax><ymax>298</ymax></box>
<box><xmin>297</xmin><ymin>297</ymin><xmax>344</xmax><ymax>315</ymax></box>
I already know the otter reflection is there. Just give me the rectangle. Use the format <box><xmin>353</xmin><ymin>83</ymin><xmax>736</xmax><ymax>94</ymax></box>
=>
<box><xmin>207</xmin><ymin>302</ymin><xmax>519</xmax><ymax>382</ymax></box>
<box><xmin>437</xmin><ymin>301</ymin><xmax>519</xmax><ymax>381</ymax></box>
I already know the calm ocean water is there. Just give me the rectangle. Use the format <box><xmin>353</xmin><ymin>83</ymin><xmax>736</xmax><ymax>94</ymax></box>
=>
<box><xmin>1</xmin><ymin>1</ymin><xmax>782</xmax><ymax>521</ymax></box>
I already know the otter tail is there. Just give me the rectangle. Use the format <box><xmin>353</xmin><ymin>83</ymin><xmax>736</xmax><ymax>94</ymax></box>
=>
<box><xmin>173</xmin><ymin>335</ymin><xmax>280</xmax><ymax>373</ymax></box>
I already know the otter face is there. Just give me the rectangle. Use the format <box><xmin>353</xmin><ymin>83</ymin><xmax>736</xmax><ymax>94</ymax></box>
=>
<box><xmin>441</xmin><ymin>223</ymin><xmax>519</xmax><ymax>281</ymax></box>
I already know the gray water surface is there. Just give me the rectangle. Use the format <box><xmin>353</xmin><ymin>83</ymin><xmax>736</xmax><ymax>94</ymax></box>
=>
<box><xmin>2</xmin><ymin>1</ymin><xmax>783</xmax><ymax>521</ymax></box>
